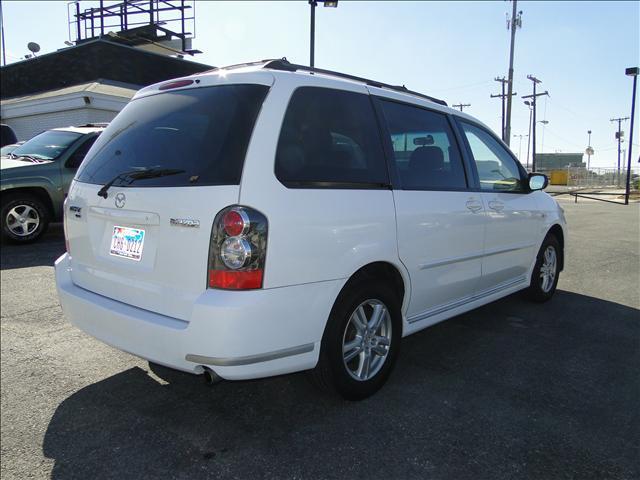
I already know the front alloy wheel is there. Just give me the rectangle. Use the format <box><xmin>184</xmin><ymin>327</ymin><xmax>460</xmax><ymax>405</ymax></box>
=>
<box><xmin>6</xmin><ymin>204</ymin><xmax>40</xmax><ymax>237</ymax></box>
<box><xmin>539</xmin><ymin>245</ymin><xmax>557</xmax><ymax>293</ymax></box>
<box><xmin>1</xmin><ymin>194</ymin><xmax>50</xmax><ymax>244</ymax></box>
<box><xmin>527</xmin><ymin>233</ymin><xmax>561</xmax><ymax>302</ymax></box>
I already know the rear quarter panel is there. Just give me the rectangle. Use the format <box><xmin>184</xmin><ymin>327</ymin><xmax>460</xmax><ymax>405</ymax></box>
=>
<box><xmin>238</xmin><ymin>74</ymin><xmax>405</xmax><ymax>291</ymax></box>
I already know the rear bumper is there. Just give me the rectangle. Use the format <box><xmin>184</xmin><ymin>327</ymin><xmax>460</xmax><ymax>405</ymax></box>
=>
<box><xmin>55</xmin><ymin>253</ymin><xmax>343</xmax><ymax>380</ymax></box>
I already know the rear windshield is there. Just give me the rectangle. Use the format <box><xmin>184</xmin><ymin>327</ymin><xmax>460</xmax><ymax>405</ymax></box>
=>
<box><xmin>12</xmin><ymin>130</ymin><xmax>82</xmax><ymax>160</ymax></box>
<box><xmin>76</xmin><ymin>84</ymin><xmax>269</xmax><ymax>187</ymax></box>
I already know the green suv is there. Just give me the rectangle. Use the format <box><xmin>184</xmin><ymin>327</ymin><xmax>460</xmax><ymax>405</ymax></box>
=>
<box><xmin>1</xmin><ymin>124</ymin><xmax>106</xmax><ymax>243</ymax></box>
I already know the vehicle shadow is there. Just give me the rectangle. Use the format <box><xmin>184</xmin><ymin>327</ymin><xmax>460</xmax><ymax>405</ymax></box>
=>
<box><xmin>0</xmin><ymin>223</ymin><xmax>65</xmax><ymax>270</ymax></box>
<box><xmin>43</xmin><ymin>290</ymin><xmax>639</xmax><ymax>480</ymax></box>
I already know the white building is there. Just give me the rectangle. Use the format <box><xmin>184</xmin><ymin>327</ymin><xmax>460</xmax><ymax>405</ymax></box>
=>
<box><xmin>0</xmin><ymin>79</ymin><xmax>138</xmax><ymax>141</ymax></box>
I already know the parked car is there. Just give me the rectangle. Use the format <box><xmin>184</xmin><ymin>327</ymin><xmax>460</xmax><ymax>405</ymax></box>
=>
<box><xmin>1</xmin><ymin>124</ymin><xmax>18</xmax><ymax>148</ymax></box>
<box><xmin>55</xmin><ymin>60</ymin><xmax>566</xmax><ymax>400</ymax></box>
<box><xmin>0</xmin><ymin>141</ymin><xmax>25</xmax><ymax>156</ymax></box>
<box><xmin>1</xmin><ymin>124</ymin><xmax>106</xmax><ymax>243</ymax></box>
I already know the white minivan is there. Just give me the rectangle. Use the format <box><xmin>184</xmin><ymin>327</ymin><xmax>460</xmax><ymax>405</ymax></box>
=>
<box><xmin>56</xmin><ymin>59</ymin><xmax>566</xmax><ymax>400</ymax></box>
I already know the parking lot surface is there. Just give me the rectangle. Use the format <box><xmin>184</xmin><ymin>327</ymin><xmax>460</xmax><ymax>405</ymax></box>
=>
<box><xmin>1</xmin><ymin>199</ymin><xmax>639</xmax><ymax>480</ymax></box>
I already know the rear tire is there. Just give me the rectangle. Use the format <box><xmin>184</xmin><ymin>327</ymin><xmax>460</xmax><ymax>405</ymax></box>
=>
<box><xmin>526</xmin><ymin>234</ymin><xmax>561</xmax><ymax>303</ymax></box>
<box><xmin>1</xmin><ymin>194</ymin><xmax>50</xmax><ymax>244</ymax></box>
<box><xmin>310</xmin><ymin>280</ymin><xmax>402</xmax><ymax>400</ymax></box>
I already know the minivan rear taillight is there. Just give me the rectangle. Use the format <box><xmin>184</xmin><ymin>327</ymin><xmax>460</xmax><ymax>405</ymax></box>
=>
<box><xmin>208</xmin><ymin>206</ymin><xmax>268</xmax><ymax>290</ymax></box>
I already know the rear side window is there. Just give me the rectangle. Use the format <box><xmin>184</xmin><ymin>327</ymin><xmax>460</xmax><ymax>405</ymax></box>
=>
<box><xmin>275</xmin><ymin>87</ymin><xmax>388</xmax><ymax>187</ymax></box>
<box><xmin>378</xmin><ymin>100</ymin><xmax>467</xmax><ymax>190</ymax></box>
<box><xmin>76</xmin><ymin>84</ymin><xmax>269</xmax><ymax>187</ymax></box>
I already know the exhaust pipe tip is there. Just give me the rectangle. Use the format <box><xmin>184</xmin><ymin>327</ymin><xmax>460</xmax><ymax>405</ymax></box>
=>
<box><xmin>202</xmin><ymin>367</ymin><xmax>222</xmax><ymax>386</ymax></box>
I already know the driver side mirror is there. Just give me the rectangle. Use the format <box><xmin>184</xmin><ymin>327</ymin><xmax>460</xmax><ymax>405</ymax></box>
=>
<box><xmin>528</xmin><ymin>173</ymin><xmax>548</xmax><ymax>191</ymax></box>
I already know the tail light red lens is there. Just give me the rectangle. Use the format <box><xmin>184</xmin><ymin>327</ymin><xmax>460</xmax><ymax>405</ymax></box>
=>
<box><xmin>208</xmin><ymin>206</ymin><xmax>267</xmax><ymax>290</ymax></box>
<box><xmin>208</xmin><ymin>270</ymin><xmax>263</xmax><ymax>290</ymax></box>
<box><xmin>222</xmin><ymin>209</ymin><xmax>248</xmax><ymax>237</ymax></box>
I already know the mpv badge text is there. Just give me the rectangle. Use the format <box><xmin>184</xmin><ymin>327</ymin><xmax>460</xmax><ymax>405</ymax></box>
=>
<box><xmin>170</xmin><ymin>218</ymin><xmax>200</xmax><ymax>228</ymax></box>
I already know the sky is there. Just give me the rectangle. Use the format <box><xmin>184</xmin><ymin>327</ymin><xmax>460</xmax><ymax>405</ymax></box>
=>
<box><xmin>1</xmin><ymin>0</ymin><xmax>639</xmax><ymax>169</ymax></box>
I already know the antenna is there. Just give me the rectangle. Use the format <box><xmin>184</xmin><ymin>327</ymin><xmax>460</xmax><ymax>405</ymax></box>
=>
<box><xmin>27</xmin><ymin>42</ymin><xmax>40</xmax><ymax>56</ymax></box>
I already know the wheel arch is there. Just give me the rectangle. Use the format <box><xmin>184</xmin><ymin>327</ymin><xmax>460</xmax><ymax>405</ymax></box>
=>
<box><xmin>325</xmin><ymin>261</ymin><xmax>409</xmax><ymax>338</ymax></box>
<box><xmin>547</xmin><ymin>224</ymin><xmax>565</xmax><ymax>271</ymax></box>
<box><xmin>1</xmin><ymin>187</ymin><xmax>56</xmax><ymax>219</ymax></box>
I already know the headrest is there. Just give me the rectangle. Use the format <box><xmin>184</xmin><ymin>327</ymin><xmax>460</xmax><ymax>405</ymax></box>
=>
<box><xmin>409</xmin><ymin>146</ymin><xmax>444</xmax><ymax>171</ymax></box>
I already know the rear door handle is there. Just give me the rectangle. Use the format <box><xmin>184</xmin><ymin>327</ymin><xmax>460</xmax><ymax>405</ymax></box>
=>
<box><xmin>488</xmin><ymin>201</ymin><xmax>504</xmax><ymax>212</ymax></box>
<box><xmin>465</xmin><ymin>201</ymin><xmax>483</xmax><ymax>213</ymax></box>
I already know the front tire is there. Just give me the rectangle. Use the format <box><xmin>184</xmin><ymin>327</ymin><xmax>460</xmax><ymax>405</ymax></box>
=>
<box><xmin>310</xmin><ymin>280</ymin><xmax>402</xmax><ymax>400</ymax></box>
<box><xmin>527</xmin><ymin>233</ymin><xmax>561</xmax><ymax>303</ymax></box>
<box><xmin>1</xmin><ymin>194</ymin><xmax>50</xmax><ymax>244</ymax></box>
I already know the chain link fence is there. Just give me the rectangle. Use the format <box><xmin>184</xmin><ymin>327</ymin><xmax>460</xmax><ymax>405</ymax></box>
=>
<box><xmin>566</xmin><ymin>167</ymin><xmax>634</xmax><ymax>189</ymax></box>
<box><xmin>533</xmin><ymin>167</ymin><xmax>639</xmax><ymax>189</ymax></box>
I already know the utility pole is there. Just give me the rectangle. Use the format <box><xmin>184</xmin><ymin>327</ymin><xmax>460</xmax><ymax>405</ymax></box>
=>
<box><xmin>452</xmin><ymin>103</ymin><xmax>471</xmax><ymax>112</ymax></box>
<box><xmin>522</xmin><ymin>75</ymin><xmax>549</xmax><ymax>172</ymax></box>
<box><xmin>504</xmin><ymin>1</ymin><xmax>522</xmax><ymax>147</ymax></box>
<box><xmin>610</xmin><ymin>116</ymin><xmax>629</xmax><ymax>186</ymax></box>
<box><xmin>524</xmin><ymin>101</ymin><xmax>533</xmax><ymax>170</ymax></box>
<box><xmin>491</xmin><ymin>76</ymin><xmax>516</xmax><ymax>141</ymax></box>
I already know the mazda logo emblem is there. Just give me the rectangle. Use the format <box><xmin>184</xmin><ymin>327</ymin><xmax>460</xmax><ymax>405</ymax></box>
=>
<box><xmin>114</xmin><ymin>192</ymin><xmax>126</xmax><ymax>209</ymax></box>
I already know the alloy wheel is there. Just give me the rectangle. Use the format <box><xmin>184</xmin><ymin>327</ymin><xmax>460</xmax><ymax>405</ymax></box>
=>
<box><xmin>6</xmin><ymin>204</ymin><xmax>40</xmax><ymax>237</ymax></box>
<box><xmin>342</xmin><ymin>299</ymin><xmax>392</xmax><ymax>381</ymax></box>
<box><xmin>540</xmin><ymin>245</ymin><xmax>557</xmax><ymax>293</ymax></box>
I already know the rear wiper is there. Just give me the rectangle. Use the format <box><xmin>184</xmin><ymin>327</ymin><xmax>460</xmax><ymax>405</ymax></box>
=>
<box><xmin>97</xmin><ymin>168</ymin><xmax>185</xmax><ymax>198</ymax></box>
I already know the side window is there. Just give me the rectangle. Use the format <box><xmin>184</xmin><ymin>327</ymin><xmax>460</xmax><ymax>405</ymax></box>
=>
<box><xmin>275</xmin><ymin>87</ymin><xmax>388</xmax><ymax>186</ymax></box>
<box><xmin>66</xmin><ymin>135</ymin><xmax>99</xmax><ymax>169</ymax></box>
<box><xmin>379</xmin><ymin>100</ymin><xmax>467</xmax><ymax>190</ymax></box>
<box><xmin>459</xmin><ymin>122</ymin><xmax>525</xmax><ymax>192</ymax></box>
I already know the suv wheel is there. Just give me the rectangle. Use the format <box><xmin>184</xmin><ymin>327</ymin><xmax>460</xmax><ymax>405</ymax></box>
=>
<box><xmin>527</xmin><ymin>233</ymin><xmax>561</xmax><ymax>303</ymax></box>
<box><xmin>1</xmin><ymin>194</ymin><xmax>50</xmax><ymax>244</ymax></box>
<box><xmin>311</xmin><ymin>280</ymin><xmax>401</xmax><ymax>400</ymax></box>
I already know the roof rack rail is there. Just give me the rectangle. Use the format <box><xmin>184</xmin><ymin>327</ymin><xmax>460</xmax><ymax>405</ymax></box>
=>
<box><xmin>262</xmin><ymin>58</ymin><xmax>447</xmax><ymax>107</ymax></box>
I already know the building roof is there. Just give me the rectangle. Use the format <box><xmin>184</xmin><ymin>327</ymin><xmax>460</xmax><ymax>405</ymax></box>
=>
<box><xmin>0</xmin><ymin>38</ymin><xmax>212</xmax><ymax>99</ymax></box>
<box><xmin>1</xmin><ymin>79</ymin><xmax>139</xmax><ymax>106</ymax></box>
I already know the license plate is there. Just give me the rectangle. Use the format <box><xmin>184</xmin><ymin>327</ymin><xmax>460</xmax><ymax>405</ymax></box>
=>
<box><xmin>110</xmin><ymin>226</ymin><xmax>145</xmax><ymax>261</ymax></box>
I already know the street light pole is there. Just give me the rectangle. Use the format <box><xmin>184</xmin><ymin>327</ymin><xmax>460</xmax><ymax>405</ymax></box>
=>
<box><xmin>308</xmin><ymin>0</ymin><xmax>338</xmax><ymax>69</ymax></box>
<box><xmin>514</xmin><ymin>134</ymin><xmax>528</xmax><ymax>163</ymax></box>
<box><xmin>309</xmin><ymin>0</ymin><xmax>316</xmax><ymax>68</ymax></box>
<box><xmin>586</xmin><ymin>130</ymin><xmax>593</xmax><ymax>171</ymax></box>
<box><xmin>624</xmin><ymin>67</ymin><xmax>638</xmax><ymax>205</ymax></box>
<box><xmin>539</xmin><ymin>119</ymin><xmax>549</xmax><ymax>154</ymax></box>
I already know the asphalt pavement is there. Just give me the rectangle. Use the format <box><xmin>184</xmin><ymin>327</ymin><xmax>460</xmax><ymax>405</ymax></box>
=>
<box><xmin>1</xmin><ymin>199</ymin><xmax>638</xmax><ymax>480</ymax></box>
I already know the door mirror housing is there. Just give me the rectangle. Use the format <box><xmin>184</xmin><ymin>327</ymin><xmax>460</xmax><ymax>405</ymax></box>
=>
<box><xmin>528</xmin><ymin>173</ymin><xmax>548</xmax><ymax>191</ymax></box>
